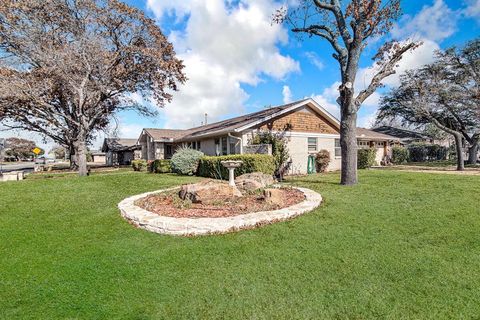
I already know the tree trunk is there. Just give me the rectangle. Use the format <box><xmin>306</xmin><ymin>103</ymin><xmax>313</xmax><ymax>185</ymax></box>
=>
<box><xmin>467</xmin><ymin>142</ymin><xmax>478</xmax><ymax>165</ymax></box>
<box><xmin>453</xmin><ymin>133</ymin><xmax>464</xmax><ymax>171</ymax></box>
<box><xmin>74</xmin><ymin>137</ymin><xmax>88</xmax><ymax>176</ymax></box>
<box><xmin>340</xmin><ymin>108</ymin><xmax>358</xmax><ymax>185</ymax></box>
<box><xmin>69</xmin><ymin>144</ymin><xmax>79</xmax><ymax>170</ymax></box>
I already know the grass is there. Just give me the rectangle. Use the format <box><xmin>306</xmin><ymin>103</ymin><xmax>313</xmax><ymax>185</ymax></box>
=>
<box><xmin>403</xmin><ymin>160</ymin><xmax>480</xmax><ymax>169</ymax></box>
<box><xmin>1</xmin><ymin>170</ymin><xmax>479</xmax><ymax>319</ymax></box>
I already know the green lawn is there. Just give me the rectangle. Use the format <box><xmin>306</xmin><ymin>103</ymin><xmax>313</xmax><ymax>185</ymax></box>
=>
<box><xmin>1</xmin><ymin>170</ymin><xmax>479</xmax><ymax>319</ymax></box>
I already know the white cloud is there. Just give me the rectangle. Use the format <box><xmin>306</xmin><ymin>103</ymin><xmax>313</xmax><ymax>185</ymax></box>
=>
<box><xmin>282</xmin><ymin>85</ymin><xmax>292</xmax><ymax>104</ymax></box>
<box><xmin>464</xmin><ymin>0</ymin><xmax>480</xmax><ymax>20</ymax></box>
<box><xmin>391</xmin><ymin>0</ymin><xmax>458</xmax><ymax>42</ymax></box>
<box><xmin>308</xmin><ymin>82</ymin><xmax>341</xmax><ymax>119</ymax></box>
<box><xmin>304</xmin><ymin>51</ymin><xmax>324</xmax><ymax>70</ymax></box>
<box><xmin>147</xmin><ymin>0</ymin><xmax>300</xmax><ymax>128</ymax></box>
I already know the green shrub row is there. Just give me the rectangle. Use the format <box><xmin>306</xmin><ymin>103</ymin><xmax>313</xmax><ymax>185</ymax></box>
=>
<box><xmin>132</xmin><ymin>159</ymin><xmax>148</xmax><ymax>172</ymax></box>
<box><xmin>150</xmin><ymin>159</ymin><xmax>172</xmax><ymax>173</ymax></box>
<box><xmin>357</xmin><ymin>148</ymin><xmax>377</xmax><ymax>169</ymax></box>
<box><xmin>198</xmin><ymin>154</ymin><xmax>275</xmax><ymax>180</ymax></box>
<box><xmin>408</xmin><ymin>143</ymin><xmax>447</xmax><ymax>162</ymax></box>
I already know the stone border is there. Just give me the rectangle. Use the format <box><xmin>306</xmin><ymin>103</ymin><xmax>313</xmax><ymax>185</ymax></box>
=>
<box><xmin>118</xmin><ymin>186</ymin><xmax>322</xmax><ymax>236</ymax></box>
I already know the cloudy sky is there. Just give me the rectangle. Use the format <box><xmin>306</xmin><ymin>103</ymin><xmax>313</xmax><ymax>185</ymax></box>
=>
<box><xmin>2</xmin><ymin>0</ymin><xmax>480</xmax><ymax>151</ymax></box>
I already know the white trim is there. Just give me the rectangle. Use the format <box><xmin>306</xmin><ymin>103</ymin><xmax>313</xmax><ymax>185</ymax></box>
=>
<box><xmin>285</xmin><ymin>132</ymin><xmax>340</xmax><ymax>138</ymax></box>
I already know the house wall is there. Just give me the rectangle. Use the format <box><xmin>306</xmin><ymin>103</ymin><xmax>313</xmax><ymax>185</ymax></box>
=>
<box><xmin>259</xmin><ymin>106</ymin><xmax>338</xmax><ymax>134</ymax></box>
<box><xmin>92</xmin><ymin>155</ymin><xmax>106</xmax><ymax>164</ymax></box>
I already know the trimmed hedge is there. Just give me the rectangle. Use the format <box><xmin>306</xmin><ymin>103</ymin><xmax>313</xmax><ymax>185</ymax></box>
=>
<box><xmin>358</xmin><ymin>148</ymin><xmax>377</xmax><ymax>169</ymax></box>
<box><xmin>150</xmin><ymin>159</ymin><xmax>172</xmax><ymax>173</ymax></box>
<box><xmin>198</xmin><ymin>154</ymin><xmax>275</xmax><ymax>180</ymax></box>
<box><xmin>392</xmin><ymin>146</ymin><xmax>409</xmax><ymax>164</ymax></box>
<box><xmin>132</xmin><ymin>160</ymin><xmax>148</xmax><ymax>172</ymax></box>
<box><xmin>408</xmin><ymin>143</ymin><xmax>447</xmax><ymax>162</ymax></box>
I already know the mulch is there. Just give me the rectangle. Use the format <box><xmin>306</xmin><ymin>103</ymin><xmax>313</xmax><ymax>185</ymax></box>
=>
<box><xmin>135</xmin><ymin>188</ymin><xmax>305</xmax><ymax>218</ymax></box>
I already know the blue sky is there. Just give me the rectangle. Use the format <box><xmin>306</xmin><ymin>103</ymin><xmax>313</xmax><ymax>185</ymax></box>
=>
<box><xmin>3</xmin><ymin>0</ymin><xmax>480</xmax><ymax>150</ymax></box>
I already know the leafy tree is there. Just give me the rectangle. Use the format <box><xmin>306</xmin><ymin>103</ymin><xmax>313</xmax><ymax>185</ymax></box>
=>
<box><xmin>5</xmin><ymin>137</ymin><xmax>43</xmax><ymax>160</ymax></box>
<box><xmin>251</xmin><ymin>130</ymin><xmax>290</xmax><ymax>178</ymax></box>
<box><xmin>378</xmin><ymin>40</ymin><xmax>480</xmax><ymax>170</ymax></box>
<box><xmin>0</xmin><ymin>0</ymin><xmax>186</xmax><ymax>176</ymax></box>
<box><xmin>274</xmin><ymin>0</ymin><xmax>420</xmax><ymax>185</ymax></box>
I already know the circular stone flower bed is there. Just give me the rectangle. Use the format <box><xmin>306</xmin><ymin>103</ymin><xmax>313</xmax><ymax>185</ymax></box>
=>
<box><xmin>135</xmin><ymin>187</ymin><xmax>305</xmax><ymax>218</ymax></box>
<box><xmin>118</xmin><ymin>185</ymin><xmax>322</xmax><ymax>236</ymax></box>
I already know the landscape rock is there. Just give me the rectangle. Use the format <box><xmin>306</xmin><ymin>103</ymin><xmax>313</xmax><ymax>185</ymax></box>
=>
<box><xmin>263</xmin><ymin>188</ymin><xmax>284</xmax><ymax>206</ymax></box>
<box><xmin>179</xmin><ymin>179</ymin><xmax>242</xmax><ymax>203</ymax></box>
<box><xmin>235</xmin><ymin>172</ymin><xmax>275</xmax><ymax>192</ymax></box>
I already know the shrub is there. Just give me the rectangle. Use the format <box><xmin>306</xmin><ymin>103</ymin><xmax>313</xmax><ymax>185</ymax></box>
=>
<box><xmin>250</xmin><ymin>131</ymin><xmax>289</xmax><ymax>176</ymax></box>
<box><xmin>132</xmin><ymin>159</ymin><xmax>148</xmax><ymax>172</ymax></box>
<box><xmin>150</xmin><ymin>159</ymin><xmax>172</xmax><ymax>173</ymax></box>
<box><xmin>408</xmin><ymin>143</ymin><xmax>447</xmax><ymax>162</ymax></box>
<box><xmin>357</xmin><ymin>148</ymin><xmax>377</xmax><ymax>169</ymax></box>
<box><xmin>315</xmin><ymin>149</ymin><xmax>331</xmax><ymax>173</ymax></box>
<box><xmin>392</xmin><ymin>146</ymin><xmax>409</xmax><ymax>164</ymax></box>
<box><xmin>171</xmin><ymin>147</ymin><xmax>204</xmax><ymax>175</ymax></box>
<box><xmin>198</xmin><ymin>154</ymin><xmax>275</xmax><ymax>180</ymax></box>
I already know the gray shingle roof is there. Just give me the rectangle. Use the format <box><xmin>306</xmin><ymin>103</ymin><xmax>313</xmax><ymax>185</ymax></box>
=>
<box><xmin>102</xmin><ymin>138</ymin><xmax>139</xmax><ymax>152</ymax></box>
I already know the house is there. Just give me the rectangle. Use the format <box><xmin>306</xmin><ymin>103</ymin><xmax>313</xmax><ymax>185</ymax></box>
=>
<box><xmin>137</xmin><ymin>98</ymin><xmax>399</xmax><ymax>174</ymax></box>
<box><xmin>371</xmin><ymin>126</ymin><xmax>433</xmax><ymax>144</ymax></box>
<box><xmin>89</xmin><ymin>151</ymin><xmax>106</xmax><ymax>164</ymax></box>
<box><xmin>101</xmin><ymin>138</ymin><xmax>141</xmax><ymax>166</ymax></box>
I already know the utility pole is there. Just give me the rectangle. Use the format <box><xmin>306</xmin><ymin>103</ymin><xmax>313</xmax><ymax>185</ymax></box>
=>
<box><xmin>0</xmin><ymin>138</ymin><xmax>5</xmax><ymax>173</ymax></box>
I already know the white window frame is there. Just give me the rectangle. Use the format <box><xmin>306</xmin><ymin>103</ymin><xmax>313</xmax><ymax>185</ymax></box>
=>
<box><xmin>308</xmin><ymin>137</ymin><xmax>318</xmax><ymax>152</ymax></box>
<box><xmin>334</xmin><ymin>139</ymin><xmax>341</xmax><ymax>157</ymax></box>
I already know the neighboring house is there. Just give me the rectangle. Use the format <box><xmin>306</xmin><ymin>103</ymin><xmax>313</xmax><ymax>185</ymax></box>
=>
<box><xmin>90</xmin><ymin>151</ymin><xmax>106</xmax><ymax>164</ymax></box>
<box><xmin>137</xmin><ymin>98</ymin><xmax>399</xmax><ymax>174</ymax></box>
<box><xmin>101</xmin><ymin>138</ymin><xmax>141</xmax><ymax>166</ymax></box>
<box><xmin>372</xmin><ymin>126</ymin><xmax>433</xmax><ymax>144</ymax></box>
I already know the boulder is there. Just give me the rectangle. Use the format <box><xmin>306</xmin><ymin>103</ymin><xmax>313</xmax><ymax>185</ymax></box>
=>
<box><xmin>263</xmin><ymin>188</ymin><xmax>284</xmax><ymax>206</ymax></box>
<box><xmin>179</xmin><ymin>179</ymin><xmax>242</xmax><ymax>203</ymax></box>
<box><xmin>235</xmin><ymin>172</ymin><xmax>275</xmax><ymax>193</ymax></box>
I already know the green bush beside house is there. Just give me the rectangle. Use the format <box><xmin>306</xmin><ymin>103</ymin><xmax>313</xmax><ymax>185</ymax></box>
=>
<box><xmin>198</xmin><ymin>154</ymin><xmax>275</xmax><ymax>180</ymax></box>
<box><xmin>357</xmin><ymin>148</ymin><xmax>377</xmax><ymax>169</ymax></box>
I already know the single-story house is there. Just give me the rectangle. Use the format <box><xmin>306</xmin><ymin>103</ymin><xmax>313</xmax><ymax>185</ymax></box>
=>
<box><xmin>137</xmin><ymin>98</ymin><xmax>399</xmax><ymax>174</ymax></box>
<box><xmin>372</xmin><ymin>126</ymin><xmax>433</xmax><ymax>144</ymax></box>
<box><xmin>101</xmin><ymin>138</ymin><xmax>141</xmax><ymax>166</ymax></box>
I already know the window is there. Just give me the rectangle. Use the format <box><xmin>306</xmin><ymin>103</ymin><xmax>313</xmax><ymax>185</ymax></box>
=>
<box><xmin>166</xmin><ymin>145</ymin><xmax>172</xmax><ymax>155</ymax></box>
<box><xmin>229</xmin><ymin>141</ymin><xmax>236</xmax><ymax>155</ymax></box>
<box><xmin>357</xmin><ymin>141</ymin><xmax>369</xmax><ymax>149</ymax></box>
<box><xmin>221</xmin><ymin>137</ymin><xmax>228</xmax><ymax>155</ymax></box>
<box><xmin>335</xmin><ymin>139</ymin><xmax>341</xmax><ymax>157</ymax></box>
<box><xmin>197</xmin><ymin>141</ymin><xmax>201</xmax><ymax>150</ymax></box>
<box><xmin>308</xmin><ymin>137</ymin><xmax>317</xmax><ymax>152</ymax></box>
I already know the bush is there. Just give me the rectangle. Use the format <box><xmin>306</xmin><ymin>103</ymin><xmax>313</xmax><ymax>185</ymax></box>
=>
<box><xmin>315</xmin><ymin>149</ymin><xmax>331</xmax><ymax>173</ymax></box>
<box><xmin>250</xmin><ymin>131</ymin><xmax>289</xmax><ymax>176</ymax></box>
<box><xmin>357</xmin><ymin>148</ymin><xmax>377</xmax><ymax>169</ymax></box>
<box><xmin>150</xmin><ymin>159</ymin><xmax>172</xmax><ymax>173</ymax></box>
<box><xmin>392</xmin><ymin>146</ymin><xmax>409</xmax><ymax>164</ymax></box>
<box><xmin>408</xmin><ymin>143</ymin><xmax>447</xmax><ymax>162</ymax></box>
<box><xmin>132</xmin><ymin>159</ymin><xmax>148</xmax><ymax>172</ymax></box>
<box><xmin>198</xmin><ymin>154</ymin><xmax>275</xmax><ymax>180</ymax></box>
<box><xmin>171</xmin><ymin>147</ymin><xmax>204</xmax><ymax>175</ymax></box>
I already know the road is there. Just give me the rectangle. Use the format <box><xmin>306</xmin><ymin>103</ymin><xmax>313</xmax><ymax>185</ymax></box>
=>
<box><xmin>0</xmin><ymin>162</ymin><xmax>35</xmax><ymax>172</ymax></box>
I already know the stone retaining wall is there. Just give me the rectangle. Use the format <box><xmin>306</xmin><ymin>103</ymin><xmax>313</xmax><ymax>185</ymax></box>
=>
<box><xmin>118</xmin><ymin>186</ymin><xmax>322</xmax><ymax>236</ymax></box>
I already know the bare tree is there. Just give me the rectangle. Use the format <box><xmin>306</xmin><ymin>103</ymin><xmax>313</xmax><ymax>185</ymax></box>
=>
<box><xmin>274</xmin><ymin>0</ymin><xmax>420</xmax><ymax>185</ymax></box>
<box><xmin>0</xmin><ymin>0</ymin><xmax>186</xmax><ymax>176</ymax></box>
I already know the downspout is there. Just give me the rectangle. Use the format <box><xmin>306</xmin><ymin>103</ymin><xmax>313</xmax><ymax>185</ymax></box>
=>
<box><xmin>228</xmin><ymin>133</ymin><xmax>242</xmax><ymax>154</ymax></box>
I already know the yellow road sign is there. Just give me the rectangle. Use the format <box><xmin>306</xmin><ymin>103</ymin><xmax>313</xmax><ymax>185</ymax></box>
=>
<box><xmin>32</xmin><ymin>147</ymin><xmax>42</xmax><ymax>155</ymax></box>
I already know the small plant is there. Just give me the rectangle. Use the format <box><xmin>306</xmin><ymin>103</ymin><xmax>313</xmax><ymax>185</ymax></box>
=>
<box><xmin>392</xmin><ymin>146</ymin><xmax>408</xmax><ymax>164</ymax></box>
<box><xmin>150</xmin><ymin>159</ymin><xmax>172</xmax><ymax>173</ymax></box>
<box><xmin>171</xmin><ymin>146</ymin><xmax>204</xmax><ymax>175</ymax></box>
<box><xmin>250</xmin><ymin>130</ymin><xmax>290</xmax><ymax>177</ymax></box>
<box><xmin>357</xmin><ymin>148</ymin><xmax>377</xmax><ymax>169</ymax></box>
<box><xmin>132</xmin><ymin>160</ymin><xmax>148</xmax><ymax>172</ymax></box>
<box><xmin>315</xmin><ymin>149</ymin><xmax>331</xmax><ymax>173</ymax></box>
